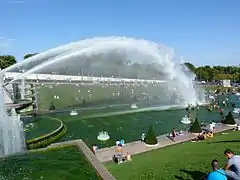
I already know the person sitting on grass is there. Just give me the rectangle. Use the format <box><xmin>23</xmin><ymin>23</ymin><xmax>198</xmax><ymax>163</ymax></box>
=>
<box><xmin>115</xmin><ymin>144</ymin><xmax>123</xmax><ymax>164</ymax></box>
<box><xmin>206</xmin><ymin>131</ymin><xmax>214</xmax><ymax>138</ymax></box>
<box><xmin>233</xmin><ymin>124</ymin><xmax>240</xmax><ymax>131</ymax></box>
<box><xmin>224</xmin><ymin>149</ymin><xmax>240</xmax><ymax>180</ymax></box>
<box><xmin>191</xmin><ymin>133</ymin><xmax>206</xmax><ymax>142</ymax></box>
<box><xmin>126</xmin><ymin>152</ymin><xmax>132</xmax><ymax>161</ymax></box>
<box><xmin>207</xmin><ymin>159</ymin><xmax>227</xmax><ymax>180</ymax></box>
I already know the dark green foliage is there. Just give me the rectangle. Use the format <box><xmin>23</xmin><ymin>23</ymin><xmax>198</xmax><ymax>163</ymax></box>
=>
<box><xmin>0</xmin><ymin>55</ymin><xmax>16</xmax><ymax>69</ymax></box>
<box><xmin>223</xmin><ymin>112</ymin><xmax>236</xmax><ymax>125</ymax></box>
<box><xmin>23</xmin><ymin>53</ymin><xmax>38</xmax><ymax>59</ymax></box>
<box><xmin>27</xmin><ymin>125</ymin><xmax>67</xmax><ymax>149</ymax></box>
<box><xmin>145</xmin><ymin>125</ymin><xmax>158</xmax><ymax>145</ymax></box>
<box><xmin>189</xmin><ymin>118</ymin><xmax>202</xmax><ymax>133</ymax></box>
<box><xmin>49</xmin><ymin>102</ymin><xmax>56</xmax><ymax>111</ymax></box>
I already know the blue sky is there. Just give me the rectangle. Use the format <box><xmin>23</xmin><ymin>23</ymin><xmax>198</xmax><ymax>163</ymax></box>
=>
<box><xmin>0</xmin><ymin>0</ymin><xmax>239</xmax><ymax>66</ymax></box>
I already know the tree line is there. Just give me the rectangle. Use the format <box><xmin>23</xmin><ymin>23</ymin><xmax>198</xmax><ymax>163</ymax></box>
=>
<box><xmin>0</xmin><ymin>54</ymin><xmax>239</xmax><ymax>82</ymax></box>
<box><xmin>184</xmin><ymin>62</ymin><xmax>240</xmax><ymax>82</ymax></box>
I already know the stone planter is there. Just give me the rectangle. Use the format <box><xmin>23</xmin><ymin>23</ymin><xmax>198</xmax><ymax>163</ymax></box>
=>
<box><xmin>145</xmin><ymin>142</ymin><xmax>159</xmax><ymax>147</ymax></box>
<box><xmin>224</xmin><ymin>124</ymin><xmax>237</xmax><ymax>127</ymax></box>
<box><xmin>191</xmin><ymin>133</ymin><xmax>201</xmax><ymax>136</ymax></box>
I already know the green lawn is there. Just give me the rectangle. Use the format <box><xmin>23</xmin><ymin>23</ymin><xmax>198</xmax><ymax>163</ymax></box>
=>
<box><xmin>36</xmin><ymin>83</ymin><xmax>176</xmax><ymax>111</ymax></box>
<box><xmin>0</xmin><ymin>146</ymin><xmax>101</xmax><ymax>180</ymax></box>
<box><xmin>106</xmin><ymin>131</ymin><xmax>240</xmax><ymax>180</ymax></box>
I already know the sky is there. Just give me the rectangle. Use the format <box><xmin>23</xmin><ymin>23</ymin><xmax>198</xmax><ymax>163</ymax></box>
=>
<box><xmin>0</xmin><ymin>0</ymin><xmax>239</xmax><ymax>66</ymax></box>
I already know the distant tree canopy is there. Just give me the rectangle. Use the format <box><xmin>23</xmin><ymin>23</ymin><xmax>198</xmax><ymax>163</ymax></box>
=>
<box><xmin>24</xmin><ymin>53</ymin><xmax>38</xmax><ymax>59</ymax></box>
<box><xmin>184</xmin><ymin>62</ymin><xmax>240</xmax><ymax>82</ymax></box>
<box><xmin>0</xmin><ymin>55</ymin><xmax>17</xmax><ymax>69</ymax></box>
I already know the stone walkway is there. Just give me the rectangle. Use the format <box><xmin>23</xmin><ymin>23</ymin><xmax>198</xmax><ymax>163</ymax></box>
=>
<box><xmin>96</xmin><ymin>122</ymin><xmax>237</xmax><ymax>163</ymax></box>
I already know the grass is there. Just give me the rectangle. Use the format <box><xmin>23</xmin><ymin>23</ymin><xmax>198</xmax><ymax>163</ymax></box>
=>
<box><xmin>106</xmin><ymin>131</ymin><xmax>240</xmax><ymax>180</ymax></box>
<box><xmin>0</xmin><ymin>146</ymin><xmax>102</xmax><ymax>180</ymax></box>
<box><xmin>36</xmin><ymin>83</ymin><xmax>175</xmax><ymax>111</ymax></box>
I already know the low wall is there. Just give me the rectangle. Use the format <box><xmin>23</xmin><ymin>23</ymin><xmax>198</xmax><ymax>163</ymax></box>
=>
<box><xmin>26</xmin><ymin>117</ymin><xmax>66</xmax><ymax>149</ymax></box>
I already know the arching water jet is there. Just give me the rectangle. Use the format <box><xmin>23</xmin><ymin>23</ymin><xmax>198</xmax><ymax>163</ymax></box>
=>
<box><xmin>5</xmin><ymin>36</ymin><xmax>204</xmax><ymax>105</ymax></box>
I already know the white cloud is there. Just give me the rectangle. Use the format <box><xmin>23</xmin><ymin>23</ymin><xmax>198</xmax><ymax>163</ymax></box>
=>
<box><xmin>0</xmin><ymin>37</ymin><xmax>15</xmax><ymax>52</ymax></box>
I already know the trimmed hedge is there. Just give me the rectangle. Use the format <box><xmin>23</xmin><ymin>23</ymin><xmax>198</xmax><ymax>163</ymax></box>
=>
<box><xmin>27</xmin><ymin>125</ymin><xmax>67</xmax><ymax>149</ymax></box>
<box><xmin>190</xmin><ymin>118</ymin><xmax>202</xmax><ymax>133</ymax></box>
<box><xmin>49</xmin><ymin>102</ymin><xmax>56</xmax><ymax>111</ymax></box>
<box><xmin>223</xmin><ymin>111</ymin><xmax>236</xmax><ymax>125</ymax></box>
<box><xmin>145</xmin><ymin>125</ymin><xmax>158</xmax><ymax>145</ymax></box>
<box><xmin>26</xmin><ymin>117</ymin><xmax>66</xmax><ymax>149</ymax></box>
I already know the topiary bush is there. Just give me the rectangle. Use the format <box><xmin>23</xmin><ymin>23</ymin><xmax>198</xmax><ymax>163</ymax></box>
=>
<box><xmin>223</xmin><ymin>111</ymin><xmax>236</xmax><ymax>125</ymax></box>
<box><xmin>49</xmin><ymin>102</ymin><xmax>56</xmax><ymax>111</ymax></box>
<box><xmin>189</xmin><ymin>118</ymin><xmax>202</xmax><ymax>133</ymax></box>
<box><xmin>145</xmin><ymin>125</ymin><xmax>158</xmax><ymax>145</ymax></box>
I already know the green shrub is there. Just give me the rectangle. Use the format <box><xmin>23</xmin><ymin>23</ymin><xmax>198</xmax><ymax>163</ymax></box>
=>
<box><xmin>223</xmin><ymin>111</ymin><xmax>236</xmax><ymax>125</ymax></box>
<box><xmin>190</xmin><ymin>118</ymin><xmax>202</xmax><ymax>133</ymax></box>
<box><xmin>145</xmin><ymin>125</ymin><xmax>158</xmax><ymax>145</ymax></box>
<box><xmin>49</xmin><ymin>102</ymin><xmax>56</xmax><ymax>111</ymax></box>
<box><xmin>27</xmin><ymin>125</ymin><xmax>67</xmax><ymax>149</ymax></box>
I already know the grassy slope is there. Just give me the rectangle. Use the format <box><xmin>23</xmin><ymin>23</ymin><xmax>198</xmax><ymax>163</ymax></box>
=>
<box><xmin>106</xmin><ymin>131</ymin><xmax>240</xmax><ymax>180</ymax></box>
<box><xmin>0</xmin><ymin>147</ymin><xmax>101</xmax><ymax>180</ymax></box>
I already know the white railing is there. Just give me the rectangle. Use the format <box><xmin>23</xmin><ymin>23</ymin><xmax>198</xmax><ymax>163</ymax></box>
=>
<box><xmin>4</xmin><ymin>72</ymin><xmax>167</xmax><ymax>84</ymax></box>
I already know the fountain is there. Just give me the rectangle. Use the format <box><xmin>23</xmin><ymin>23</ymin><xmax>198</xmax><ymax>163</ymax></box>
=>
<box><xmin>131</xmin><ymin>104</ymin><xmax>138</xmax><ymax>109</ymax></box>
<box><xmin>97</xmin><ymin>131</ymin><xmax>110</xmax><ymax>141</ymax></box>
<box><xmin>69</xmin><ymin>110</ymin><xmax>78</xmax><ymax>116</ymax></box>
<box><xmin>0</xmin><ymin>73</ymin><xmax>25</xmax><ymax>157</ymax></box>
<box><xmin>233</xmin><ymin>108</ymin><xmax>240</xmax><ymax>114</ymax></box>
<box><xmin>4</xmin><ymin>36</ymin><xmax>205</xmax><ymax>106</ymax></box>
<box><xmin>181</xmin><ymin>115</ymin><xmax>191</xmax><ymax>124</ymax></box>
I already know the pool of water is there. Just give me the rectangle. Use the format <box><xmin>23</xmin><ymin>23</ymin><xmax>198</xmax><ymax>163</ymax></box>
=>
<box><xmin>30</xmin><ymin>94</ymin><xmax>240</xmax><ymax>148</ymax></box>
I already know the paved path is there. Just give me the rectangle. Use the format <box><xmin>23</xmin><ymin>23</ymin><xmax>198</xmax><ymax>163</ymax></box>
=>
<box><xmin>96</xmin><ymin>123</ymin><xmax>237</xmax><ymax>163</ymax></box>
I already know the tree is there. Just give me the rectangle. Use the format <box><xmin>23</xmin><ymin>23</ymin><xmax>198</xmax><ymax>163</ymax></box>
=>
<box><xmin>145</xmin><ymin>125</ymin><xmax>158</xmax><ymax>145</ymax></box>
<box><xmin>184</xmin><ymin>62</ymin><xmax>195</xmax><ymax>72</ymax></box>
<box><xmin>223</xmin><ymin>112</ymin><xmax>236</xmax><ymax>125</ymax></box>
<box><xmin>49</xmin><ymin>102</ymin><xmax>56</xmax><ymax>111</ymax></box>
<box><xmin>0</xmin><ymin>55</ymin><xmax>17</xmax><ymax>69</ymax></box>
<box><xmin>24</xmin><ymin>53</ymin><xmax>38</xmax><ymax>59</ymax></box>
<box><xmin>189</xmin><ymin>118</ymin><xmax>202</xmax><ymax>133</ymax></box>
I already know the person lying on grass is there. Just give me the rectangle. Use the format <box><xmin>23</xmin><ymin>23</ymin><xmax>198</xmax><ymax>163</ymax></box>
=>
<box><xmin>224</xmin><ymin>149</ymin><xmax>240</xmax><ymax>180</ymax></box>
<box><xmin>191</xmin><ymin>132</ymin><xmax>213</xmax><ymax>142</ymax></box>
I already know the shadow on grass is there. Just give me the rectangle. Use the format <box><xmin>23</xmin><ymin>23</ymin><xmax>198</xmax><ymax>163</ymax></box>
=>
<box><xmin>175</xmin><ymin>169</ymin><xmax>207</xmax><ymax>180</ymax></box>
<box><xmin>209</xmin><ymin>140</ymin><xmax>240</xmax><ymax>144</ymax></box>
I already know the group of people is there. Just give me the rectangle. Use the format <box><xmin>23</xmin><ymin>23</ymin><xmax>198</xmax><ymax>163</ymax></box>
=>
<box><xmin>113</xmin><ymin>141</ymin><xmax>132</xmax><ymax>164</ymax></box>
<box><xmin>207</xmin><ymin>149</ymin><xmax>240</xmax><ymax>180</ymax></box>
